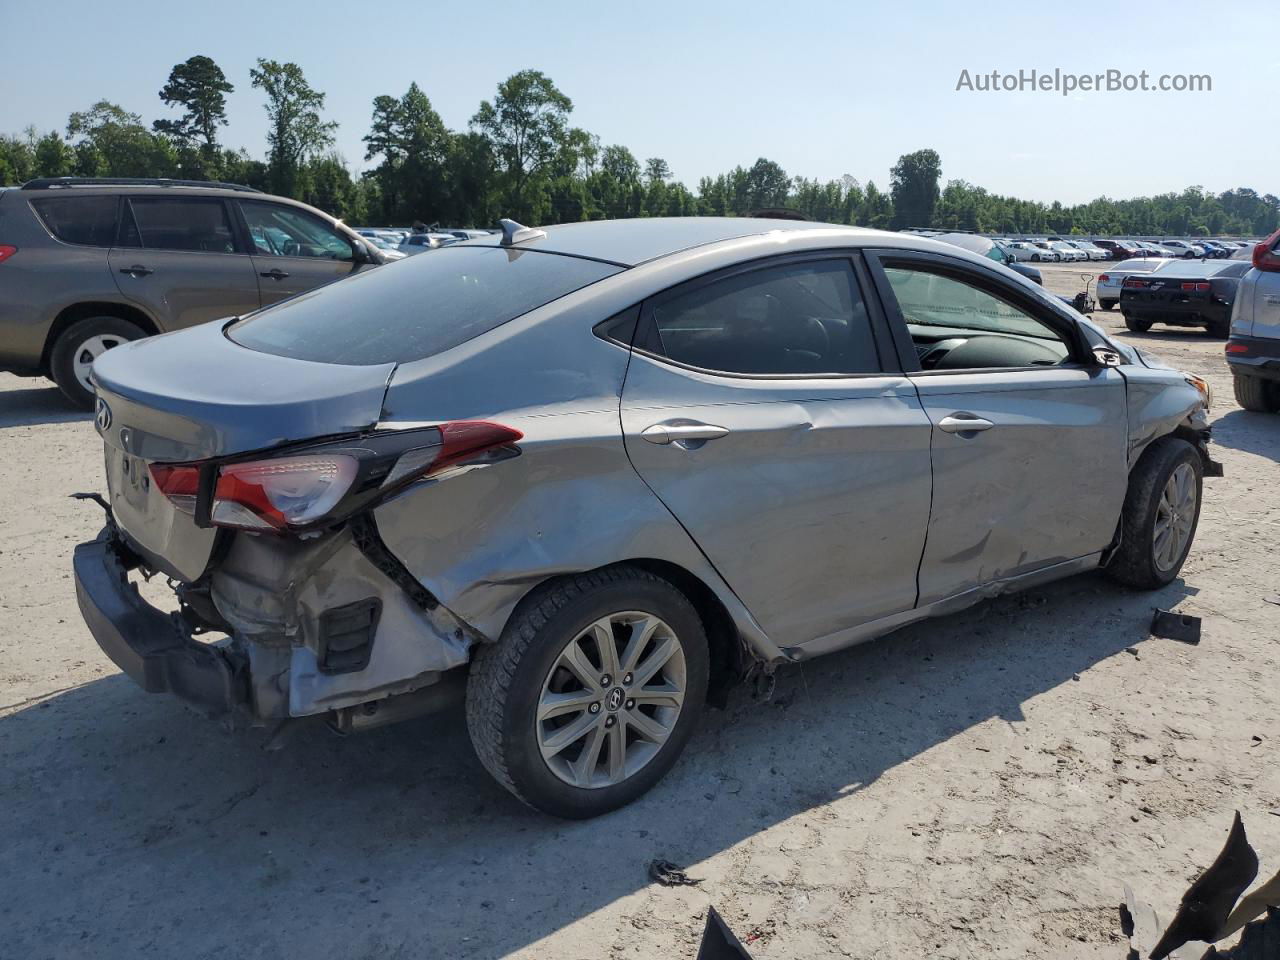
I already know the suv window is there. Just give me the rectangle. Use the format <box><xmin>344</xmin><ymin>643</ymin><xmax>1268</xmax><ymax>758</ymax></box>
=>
<box><xmin>229</xmin><ymin>246</ymin><xmax>622</xmax><ymax>365</ymax></box>
<box><xmin>645</xmin><ymin>259</ymin><xmax>881</xmax><ymax>376</ymax></box>
<box><xmin>29</xmin><ymin>196</ymin><xmax>119</xmax><ymax>247</ymax></box>
<box><xmin>126</xmin><ymin>197</ymin><xmax>238</xmax><ymax>253</ymax></box>
<box><xmin>881</xmin><ymin>266</ymin><xmax>1071</xmax><ymax>369</ymax></box>
<box><xmin>240</xmin><ymin>200</ymin><xmax>353</xmax><ymax>261</ymax></box>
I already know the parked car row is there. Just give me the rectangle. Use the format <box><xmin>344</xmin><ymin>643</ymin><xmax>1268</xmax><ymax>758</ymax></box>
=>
<box><xmin>989</xmin><ymin>236</ymin><xmax>1254</xmax><ymax>263</ymax></box>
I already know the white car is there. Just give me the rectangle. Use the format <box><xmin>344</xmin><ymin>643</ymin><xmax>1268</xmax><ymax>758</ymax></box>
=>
<box><xmin>1095</xmin><ymin>257</ymin><xmax>1166</xmax><ymax>310</ymax></box>
<box><xmin>1068</xmin><ymin>240</ymin><xmax>1109</xmax><ymax>261</ymax></box>
<box><xmin>1006</xmin><ymin>241</ymin><xmax>1056</xmax><ymax>262</ymax></box>
<box><xmin>1049</xmin><ymin>241</ymin><xmax>1088</xmax><ymax>262</ymax></box>
<box><xmin>1162</xmin><ymin>240</ymin><xmax>1206</xmax><ymax>259</ymax></box>
<box><xmin>397</xmin><ymin>233</ymin><xmax>463</xmax><ymax>256</ymax></box>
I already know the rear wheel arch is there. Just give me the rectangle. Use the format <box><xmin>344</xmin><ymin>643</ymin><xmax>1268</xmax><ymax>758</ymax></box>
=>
<box><xmin>42</xmin><ymin>301</ymin><xmax>160</xmax><ymax>373</ymax></box>
<box><xmin>496</xmin><ymin>559</ymin><xmax>749</xmax><ymax>708</ymax></box>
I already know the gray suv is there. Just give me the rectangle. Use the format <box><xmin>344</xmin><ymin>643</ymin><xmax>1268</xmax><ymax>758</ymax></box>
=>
<box><xmin>0</xmin><ymin>178</ymin><xmax>387</xmax><ymax>407</ymax></box>
<box><xmin>1227</xmin><ymin>228</ymin><xmax>1280</xmax><ymax>412</ymax></box>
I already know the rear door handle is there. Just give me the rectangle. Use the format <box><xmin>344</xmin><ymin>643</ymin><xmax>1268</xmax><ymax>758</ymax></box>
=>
<box><xmin>260</xmin><ymin>268</ymin><xmax>290</xmax><ymax>280</ymax></box>
<box><xmin>118</xmin><ymin>265</ymin><xmax>152</xmax><ymax>277</ymax></box>
<box><xmin>937</xmin><ymin>414</ymin><xmax>995</xmax><ymax>434</ymax></box>
<box><xmin>641</xmin><ymin>422</ymin><xmax>730</xmax><ymax>445</ymax></box>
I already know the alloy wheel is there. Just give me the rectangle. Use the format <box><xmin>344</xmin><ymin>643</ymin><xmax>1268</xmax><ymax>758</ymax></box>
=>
<box><xmin>536</xmin><ymin>611</ymin><xmax>686</xmax><ymax>789</ymax></box>
<box><xmin>1153</xmin><ymin>462</ymin><xmax>1197</xmax><ymax>572</ymax></box>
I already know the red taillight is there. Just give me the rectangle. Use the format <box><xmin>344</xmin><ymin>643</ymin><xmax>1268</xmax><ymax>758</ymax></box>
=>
<box><xmin>1180</xmin><ymin>281</ymin><xmax>1211</xmax><ymax>291</ymax></box>
<box><xmin>1225</xmin><ymin>342</ymin><xmax>1250</xmax><ymax>354</ymax></box>
<box><xmin>1253</xmin><ymin>228</ymin><xmax>1280</xmax><ymax>272</ymax></box>
<box><xmin>1124</xmin><ymin>277</ymin><xmax>1149</xmax><ymax>288</ymax></box>
<box><xmin>0</xmin><ymin>245</ymin><xmax>17</xmax><ymax>264</ymax></box>
<box><xmin>1099</xmin><ymin>274</ymin><xmax>1110</xmax><ymax>283</ymax></box>
<box><xmin>150</xmin><ymin>464</ymin><xmax>201</xmax><ymax>514</ymax></box>
<box><xmin>148</xmin><ymin>420</ymin><xmax>523</xmax><ymax>533</ymax></box>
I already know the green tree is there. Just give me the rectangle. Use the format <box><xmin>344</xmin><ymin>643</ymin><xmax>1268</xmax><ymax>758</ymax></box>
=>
<box><xmin>66</xmin><ymin>101</ymin><xmax>176</xmax><ymax>177</ymax></box>
<box><xmin>644</xmin><ymin>157</ymin><xmax>671</xmax><ymax>184</ymax></box>
<box><xmin>363</xmin><ymin>83</ymin><xmax>453</xmax><ymax>223</ymax></box>
<box><xmin>153</xmin><ymin>55</ymin><xmax>233</xmax><ymax>176</ymax></box>
<box><xmin>250</xmin><ymin>59</ymin><xmax>336</xmax><ymax>198</ymax></box>
<box><xmin>889</xmin><ymin>149</ymin><xmax>941</xmax><ymax>228</ymax></box>
<box><xmin>34</xmin><ymin>131</ymin><xmax>74</xmax><ymax>177</ymax></box>
<box><xmin>471</xmin><ymin>70</ymin><xmax>573</xmax><ymax>221</ymax></box>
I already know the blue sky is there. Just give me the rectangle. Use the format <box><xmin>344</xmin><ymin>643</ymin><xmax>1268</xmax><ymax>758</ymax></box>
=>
<box><xmin>2</xmin><ymin>0</ymin><xmax>1274</xmax><ymax>204</ymax></box>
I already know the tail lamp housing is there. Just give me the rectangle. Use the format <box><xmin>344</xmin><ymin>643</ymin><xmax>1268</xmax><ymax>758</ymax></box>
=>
<box><xmin>1252</xmin><ymin>228</ymin><xmax>1280</xmax><ymax>273</ymax></box>
<box><xmin>150</xmin><ymin>420</ymin><xmax>523</xmax><ymax>533</ymax></box>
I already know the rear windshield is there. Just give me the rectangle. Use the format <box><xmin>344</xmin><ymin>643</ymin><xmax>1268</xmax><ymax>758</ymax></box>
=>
<box><xmin>30</xmin><ymin>195</ymin><xmax>119</xmax><ymax>246</ymax></box>
<box><xmin>229</xmin><ymin>246</ymin><xmax>623</xmax><ymax>365</ymax></box>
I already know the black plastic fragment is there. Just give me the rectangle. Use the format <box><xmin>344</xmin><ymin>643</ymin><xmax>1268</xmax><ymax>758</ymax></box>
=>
<box><xmin>648</xmin><ymin>859</ymin><xmax>701</xmax><ymax>887</ymax></box>
<box><xmin>1151</xmin><ymin>811</ymin><xmax>1260</xmax><ymax>959</ymax></box>
<box><xmin>1199</xmin><ymin>908</ymin><xmax>1280</xmax><ymax>960</ymax></box>
<box><xmin>696</xmin><ymin>906</ymin><xmax>755</xmax><ymax>960</ymax></box>
<box><xmin>1151</xmin><ymin>609</ymin><xmax>1202</xmax><ymax>645</ymax></box>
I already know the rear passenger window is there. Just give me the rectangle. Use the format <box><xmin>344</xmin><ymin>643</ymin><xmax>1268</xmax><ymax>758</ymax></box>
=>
<box><xmin>645</xmin><ymin>259</ymin><xmax>881</xmax><ymax>375</ymax></box>
<box><xmin>127</xmin><ymin>198</ymin><xmax>238</xmax><ymax>254</ymax></box>
<box><xmin>29</xmin><ymin>196</ymin><xmax>119</xmax><ymax>247</ymax></box>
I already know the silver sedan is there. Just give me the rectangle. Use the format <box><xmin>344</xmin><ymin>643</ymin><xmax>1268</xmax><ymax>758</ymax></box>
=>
<box><xmin>74</xmin><ymin>218</ymin><xmax>1219</xmax><ymax>818</ymax></box>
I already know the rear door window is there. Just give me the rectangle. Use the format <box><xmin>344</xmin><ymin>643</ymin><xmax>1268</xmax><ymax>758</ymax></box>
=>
<box><xmin>127</xmin><ymin>197</ymin><xmax>239</xmax><ymax>254</ymax></box>
<box><xmin>642</xmin><ymin>258</ymin><xmax>882</xmax><ymax>376</ymax></box>
<box><xmin>229</xmin><ymin>246</ymin><xmax>623</xmax><ymax>365</ymax></box>
<box><xmin>29</xmin><ymin>195</ymin><xmax>119</xmax><ymax>247</ymax></box>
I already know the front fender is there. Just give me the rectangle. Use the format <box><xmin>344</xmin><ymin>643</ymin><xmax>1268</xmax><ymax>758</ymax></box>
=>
<box><xmin>1119</xmin><ymin>363</ymin><xmax>1213</xmax><ymax>469</ymax></box>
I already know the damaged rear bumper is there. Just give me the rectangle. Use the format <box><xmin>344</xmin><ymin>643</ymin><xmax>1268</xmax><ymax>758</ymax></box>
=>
<box><xmin>73</xmin><ymin>527</ymin><xmax>247</xmax><ymax>721</ymax></box>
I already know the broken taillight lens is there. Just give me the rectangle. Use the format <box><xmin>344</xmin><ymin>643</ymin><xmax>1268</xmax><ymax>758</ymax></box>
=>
<box><xmin>149</xmin><ymin>420</ymin><xmax>523</xmax><ymax>533</ymax></box>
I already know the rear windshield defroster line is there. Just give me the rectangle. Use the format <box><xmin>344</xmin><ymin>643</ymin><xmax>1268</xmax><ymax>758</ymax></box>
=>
<box><xmin>229</xmin><ymin>246</ymin><xmax>624</xmax><ymax>365</ymax></box>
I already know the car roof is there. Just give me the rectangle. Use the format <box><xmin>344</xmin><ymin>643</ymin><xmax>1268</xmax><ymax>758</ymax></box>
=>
<box><xmin>464</xmin><ymin>216</ymin><xmax>848</xmax><ymax>267</ymax></box>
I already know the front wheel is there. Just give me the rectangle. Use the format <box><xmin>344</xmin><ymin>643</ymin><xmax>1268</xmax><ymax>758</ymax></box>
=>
<box><xmin>49</xmin><ymin>315</ymin><xmax>145</xmax><ymax>409</ymax></box>
<box><xmin>466</xmin><ymin>566</ymin><xmax>708</xmax><ymax>818</ymax></box>
<box><xmin>1106</xmin><ymin>437</ymin><xmax>1203</xmax><ymax>589</ymax></box>
<box><xmin>1124</xmin><ymin>313</ymin><xmax>1153</xmax><ymax>333</ymax></box>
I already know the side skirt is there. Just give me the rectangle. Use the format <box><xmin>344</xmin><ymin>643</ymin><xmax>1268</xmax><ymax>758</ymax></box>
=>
<box><xmin>784</xmin><ymin>552</ymin><xmax>1103</xmax><ymax>661</ymax></box>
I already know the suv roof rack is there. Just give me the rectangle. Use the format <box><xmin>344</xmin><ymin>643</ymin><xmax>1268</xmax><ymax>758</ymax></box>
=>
<box><xmin>20</xmin><ymin>177</ymin><xmax>262</xmax><ymax>193</ymax></box>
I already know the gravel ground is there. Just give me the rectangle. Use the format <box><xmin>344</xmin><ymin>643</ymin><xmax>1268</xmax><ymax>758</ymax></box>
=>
<box><xmin>2</xmin><ymin>262</ymin><xmax>1277</xmax><ymax>959</ymax></box>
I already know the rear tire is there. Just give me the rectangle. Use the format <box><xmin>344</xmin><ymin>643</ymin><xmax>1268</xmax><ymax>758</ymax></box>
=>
<box><xmin>1106</xmin><ymin>437</ymin><xmax>1203</xmax><ymax>590</ymax></box>
<box><xmin>1100</xmin><ymin>299</ymin><xmax>1116</xmax><ymax>311</ymax></box>
<box><xmin>1207</xmin><ymin>318</ymin><xmax>1230</xmax><ymax>339</ymax></box>
<box><xmin>1124</xmin><ymin>314</ymin><xmax>1153</xmax><ymax>333</ymax></box>
<box><xmin>49</xmin><ymin>316</ymin><xmax>146</xmax><ymax>409</ymax></box>
<box><xmin>1233</xmin><ymin>372</ymin><xmax>1280</xmax><ymax>413</ymax></box>
<box><xmin>466</xmin><ymin>565</ymin><xmax>709</xmax><ymax>819</ymax></box>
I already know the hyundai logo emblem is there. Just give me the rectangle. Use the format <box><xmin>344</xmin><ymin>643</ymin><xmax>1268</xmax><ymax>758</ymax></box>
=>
<box><xmin>95</xmin><ymin>398</ymin><xmax>112</xmax><ymax>432</ymax></box>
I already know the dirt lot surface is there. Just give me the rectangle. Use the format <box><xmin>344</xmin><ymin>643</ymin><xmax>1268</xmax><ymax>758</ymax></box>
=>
<box><xmin>2</xmin><ymin>261</ymin><xmax>1277</xmax><ymax>959</ymax></box>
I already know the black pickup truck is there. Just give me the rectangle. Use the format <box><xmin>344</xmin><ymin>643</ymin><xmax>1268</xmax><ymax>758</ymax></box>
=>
<box><xmin>1120</xmin><ymin>259</ymin><xmax>1252</xmax><ymax>337</ymax></box>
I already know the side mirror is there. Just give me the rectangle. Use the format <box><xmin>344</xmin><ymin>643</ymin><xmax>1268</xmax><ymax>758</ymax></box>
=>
<box><xmin>1092</xmin><ymin>345</ymin><xmax>1123</xmax><ymax>367</ymax></box>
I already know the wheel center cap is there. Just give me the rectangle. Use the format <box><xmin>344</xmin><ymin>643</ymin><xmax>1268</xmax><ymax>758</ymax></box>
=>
<box><xmin>606</xmin><ymin>687</ymin><xmax>625</xmax><ymax>712</ymax></box>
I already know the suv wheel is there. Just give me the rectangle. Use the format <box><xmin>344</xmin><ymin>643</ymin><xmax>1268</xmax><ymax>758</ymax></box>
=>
<box><xmin>1233</xmin><ymin>372</ymin><xmax>1280</xmax><ymax>413</ymax></box>
<box><xmin>1123</xmin><ymin>313</ymin><xmax>1152</xmax><ymax>333</ymax></box>
<box><xmin>1106</xmin><ymin>437</ymin><xmax>1203</xmax><ymax>590</ymax></box>
<box><xmin>50</xmin><ymin>316</ymin><xmax>145</xmax><ymax>409</ymax></box>
<box><xmin>466</xmin><ymin>566</ymin><xmax>708</xmax><ymax>819</ymax></box>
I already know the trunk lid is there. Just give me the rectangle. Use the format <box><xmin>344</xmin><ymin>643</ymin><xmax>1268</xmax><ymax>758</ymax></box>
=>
<box><xmin>92</xmin><ymin>321</ymin><xmax>394</xmax><ymax>581</ymax></box>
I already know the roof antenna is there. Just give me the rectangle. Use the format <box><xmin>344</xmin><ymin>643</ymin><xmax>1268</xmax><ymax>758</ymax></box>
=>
<box><xmin>498</xmin><ymin>218</ymin><xmax>547</xmax><ymax>246</ymax></box>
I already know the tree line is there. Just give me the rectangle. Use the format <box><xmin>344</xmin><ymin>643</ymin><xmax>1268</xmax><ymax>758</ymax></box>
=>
<box><xmin>2</xmin><ymin>55</ymin><xmax>1276</xmax><ymax>238</ymax></box>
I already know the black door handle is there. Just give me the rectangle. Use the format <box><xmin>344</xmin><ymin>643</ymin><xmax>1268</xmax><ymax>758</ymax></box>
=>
<box><xmin>260</xmin><ymin>269</ymin><xmax>290</xmax><ymax>280</ymax></box>
<box><xmin>119</xmin><ymin>265</ymin><xmax>153</xmax><ymax>277</ymax></box>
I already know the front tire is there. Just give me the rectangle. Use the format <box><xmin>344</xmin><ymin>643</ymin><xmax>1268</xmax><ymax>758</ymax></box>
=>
<box><xmin>1233</xmin><ymin>372</ymin><xmax>1280</xmax><ymax>413</ymax></box>
<box><xmin>1124</xmin><ymin>313</ymin><xmax>1153</xmax><ymax>333</ymax></box>
<box><xmin>49</xmin><ymin>316</ymin><xmax>145</xmax><ymax>409</ymax></box>
<box><xmin>1106</xmin><ymin>437</ymin><xmax>1203</xmax><ymax>589</ymax></box>
<box><xmin>466</xmin><ymin>566</ymin><xmax>709</xmax><ymax>819</ymax></box>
